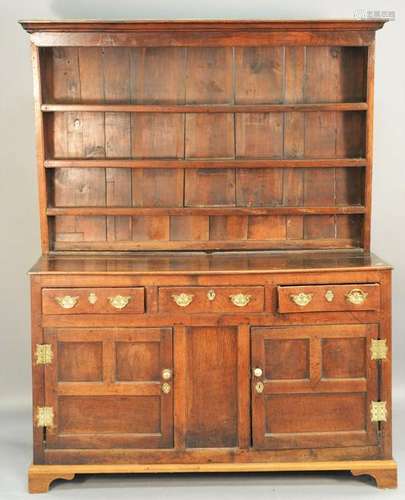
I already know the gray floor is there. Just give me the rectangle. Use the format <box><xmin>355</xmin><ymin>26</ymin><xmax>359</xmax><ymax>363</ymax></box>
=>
<box><xmin>0</xmin><ymin>401</ymin><xmax>403</xmax><ymax>500</ymax></box>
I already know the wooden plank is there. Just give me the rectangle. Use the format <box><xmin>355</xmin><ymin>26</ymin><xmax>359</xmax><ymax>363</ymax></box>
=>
<box><xmin>236</xmin><ymin>113</ymin><xmax>283</xmax><ymax>158</ymax></box>
<box><xmin>185</xmin><ymin>169</ymin><xmax>236</xmax><ymax>206</ymax></box>
<box><xmin>20</xmin><ymin>19</ymin><xmax>387</xmax><ymax>32</ymax></box>
<box><xmin>185</xmin><ymin>114</ymin><xmax>234</xmax><ymax>158</ymax></box>
<box><xmin>132</xmin><ymin>169</ymin><xmax>184</xmax><ymax>207</ymax></box>
<box><xmin>130</xmin><ymin>47</ymin><xmax>186</xmax><ymax>103</ymax></box>
<box><xmin>45</xmin><ymin>158</ymin><xmax>368</xmax><ymax>169</ymax></box>
<box><xmin>78</xmin><ymin>48</ymin><xmax>104</xmax><ymax>102</ymax></box>
<box><xmin>303</xmin><ymin>169</ymin><xmax>335</xmax><ymax>206</ymax></box>
<box><xmin>183</xmin><ymin>326</ymin><xmax>239</xmax><ymax>448</ymax></box>
<box><xmin>54</xmin><ymin>168</ymin><xmax>106</xmax><ymax>207</ymax></box>
<box><xmin>50</xmin><ymin>47</ymin><xmax>81</xmax><ymax>103</ymax></box>
<box><xmin>47</xmin><ymin>207</ymin><xmax>366</xmax><ymax>216</ymax></box>
<box><xmin>284</xmin><ymin>112</ymin><xmax>305</xmax><ymax>159</ymax></box>
<box><xmin>32</xmin><ymin>45</ymin><xmax>50</xmax><ymax>252</ymax></box>
<box><xmin>209</xmin><ymin>216</ymin><xmax>248</xmax><ymax>240</ymax></box>
<box><xmin>132</xmin><ymin>216</ymin><xmax>170</xmax><ymax>241</ymax></box>
<box><xmin>304</xmin><ymin>111</ymin><xmax>337</xmax><ymax>239</ymax></box>
<box><xmin>170</xmin><ymin>216</ymin><xmax>209</xmax><ymax>241</ymax></box>
<box><xmin>363</xmin><ymin>44</ymin><xmax>375</xmax><ymax>250</ymax></box>
<box><xmin>284</xmin><ymin>47</ymin><xmax>305</xmax><ymax>103</ymax></box>
<box><xmin>237</xmin><ymin>324</ymin><xmax>251</xmax><ymax>449</ymax></box>
<box><xmin>234</xmin><ymin>47</ymin><xmax>284</xmax><ymax>104</ymax></box>
<box><xmin>185</xmin><ymin>47</ymin><xmax>233</xmax><ymax>104</ymax></box>
<box><xmin>54</xmin><ymin>215</ymin><xmax>107</xmax><ymax>242</ymax></box>
<box><xmin>28</xmin><ymin>459</ymin><xmax>398</xmax><ymax>492</ymax></box>
<box><xmin>103</xmin><ymin>47</ymin><xmax>131</xmax><ymax>102</ymax></box>
<box><xmin>131</xmin><ymin>113</ymin><xmax>184</xmax><ymax>158</ymax></box>
<box><xmin>336</xmin><ymin>168</ymin><xmax>364</xmax><ymax>206</ymax></box>
<box><xmin>103</xmin><ymin>48</ymin><xmax>132</xmax><ymax>240</ymax></box>
<box><xmin>335</xmin><ymin>112</ymin><xmax>365</xmax><ymax>158</ymax></box>
<box><xmin>283</xmin><ymin>168</ymin><xmax>304</xmax><ymax>213</ymax></box>
<box><xmin>174</xmin><ymin>326</ymin><xmax>187</xmax><ymax>449</ymax></box>
<box><xmin>236</xmin><ymin>169</ymin><xmax>283</xmax><ymax>207</ymax></box>
<box><xmin>41</xmin><ymin>103</ymin><xmax>369</xmax><ymax>112</ymax></box>
<box><xmin>248</xmin><ymin>216</ymin><xmax>287</xmax><ymax>240</ymax></box>
<box><xmin>31</xmin><ymin>31</ymin><xmax>376</xmax><ymax>49</ymax></box>
<box><xmin>305</xmin><ymin>47</ymin><xmax>366</xmax><ymax>103</ymax></box>
<box><xmin>49</xmin><ymin>47</ymin><xmax>107</xmax><ymax>244</ymax></box>
<box><xmin>30</xmin><ymin>277</ymin><xmax>45</xmax><ymax>462</ymax></box>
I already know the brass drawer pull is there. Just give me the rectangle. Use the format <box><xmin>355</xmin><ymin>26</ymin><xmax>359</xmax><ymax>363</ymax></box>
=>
<box><xmin>290</xmin><ymin>292</ymin><xmax>313</xmax><ymax>307</ymax></box>
<box><xmin>172</xmin><ymin>293</ymin><xmax>194</xmax><ymax>307</ymax></box>
<box><xmin>108</xmin><ymin>295</ymin><xmax>131</xmax><ymax>310</ymax></box>
<box><xmin>54</xmin><ymin>295</ymin><xmax>79</xmax><ymax>309</ymax></box>
<box><xmin>346</xmin><ymin>288</ymin><xmax>368</xmax><ymax>305</ymax></box>
<box><xmin>325</xmin><ymin>290</ymin><xmax>334</xmax><ymax>302</ymax></box>
<box><xmin>230</xmin><ymin>293</ymin><xmax>252</xmax><ymax>307</ymax></box>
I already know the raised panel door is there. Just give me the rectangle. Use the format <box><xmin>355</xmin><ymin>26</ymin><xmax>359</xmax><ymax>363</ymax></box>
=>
<box><xmin>43</xmin><ymin>327</ymin><xmax>173</xmax><ymax>449</ymax></box>
<box><xmin>251</xmin><ymin>324</ymin><xmax>379</xmax><ymax>450</ymax></box>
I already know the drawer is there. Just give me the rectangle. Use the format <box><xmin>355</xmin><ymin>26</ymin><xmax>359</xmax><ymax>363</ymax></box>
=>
<box><xmin>277</xmin><ymin>283</ymin><xmax>380</xmax><ymax>313</ymax></box>
<box><xmin>42</xmin><ymin>288</ymin><xmax>145</xmax><ymax>315</ymax></box>
<box><xmin>158</xmin><ymin>286</ymin><xmax>264</xmax><ymax>313</ymax></box>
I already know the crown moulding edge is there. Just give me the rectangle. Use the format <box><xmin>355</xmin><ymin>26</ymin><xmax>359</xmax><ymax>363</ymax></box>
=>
<box><xmin>18</xmin><ymin>19</ymin><xmax>388</xmax><ymax>34</ymax></box>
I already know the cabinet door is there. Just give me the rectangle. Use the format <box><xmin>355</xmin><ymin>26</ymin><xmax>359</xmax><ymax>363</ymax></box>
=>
<box><xmin>43</xmin><ymin>328</ymin><xmax>173</xmax><ymax>449</ymax></box>
<box><xmin>251</xmin><ymin>324</ymin><xmax>379</xmax><ymax>450</ymax></box>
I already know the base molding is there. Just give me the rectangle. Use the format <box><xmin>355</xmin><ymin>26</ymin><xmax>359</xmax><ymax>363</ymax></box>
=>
<box><xmin>28</xmin><ymin>459</ymin><xmax>397</xmax><ymax>493</ymax></box>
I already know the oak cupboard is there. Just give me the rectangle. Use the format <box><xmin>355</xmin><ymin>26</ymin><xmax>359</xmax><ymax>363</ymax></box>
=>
<box><xmin>20</xmin><ymin>19</ymin><xmax>397</xmax><ymax>493</ymax></box>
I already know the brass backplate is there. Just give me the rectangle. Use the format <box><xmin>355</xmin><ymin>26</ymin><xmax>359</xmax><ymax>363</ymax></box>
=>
<box><xmin>36</xmin><ymin>406</ymin><xmax>54</xmax><ymax>428</ymax></box>
<box><xmin>370</xmin><ymin>339</ymin><xmax>388</xmax><ymax>360</ymax></box>
<box><xmin>371</xmin><ymin>401</ymin><xmax>388</xmax><ymax>422</ymax></box>
<box><xmin>35</xmin><ymin>344</ymin><xmax>53</xmax><ymax>365</ymax></box>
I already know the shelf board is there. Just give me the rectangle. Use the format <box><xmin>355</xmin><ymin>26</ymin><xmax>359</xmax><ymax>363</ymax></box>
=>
<box><xmin>53</xmin><ymin>239</ymin><xmax>361</xmax><ymax>252</ymax></box>
<box><xmin>47</xmin><ymin>206</ymin><xmax>366</xmax><ymax>217</ymax></box>
<box><xmin>44</xmin><ymin>159</ymin><xmax>367</xmax><ymax>169</ymax></box>
<box><xmin>41</xmin><ymin>102</ymin><xmax>368</xmax><ymax>113</ymax></box>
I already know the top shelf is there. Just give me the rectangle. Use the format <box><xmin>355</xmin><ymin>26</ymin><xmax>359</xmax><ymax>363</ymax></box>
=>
<box><xmin>41</xmin><ymin>103</ymin><xmax>368</xmax><ymax>113</ymax></box>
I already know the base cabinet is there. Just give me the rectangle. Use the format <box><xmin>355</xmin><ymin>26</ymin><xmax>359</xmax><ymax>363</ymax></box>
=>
<box><xmin>29</xmin><ymin>264</ymin><xmax>397</xmax><ymax>492</ymax></box>
<box><xmin>39</xmin><ymin>324</ymin><xmax>379</xmax><ymax>453</ymax></box>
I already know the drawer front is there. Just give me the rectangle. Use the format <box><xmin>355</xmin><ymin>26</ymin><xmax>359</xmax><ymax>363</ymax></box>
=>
<box><xmin>158</xmin><ymin>286</ymin><xmax>264</xmax><ymax>313</ymax></box>
<box><xmin>42</xmin><ymin>288</ymin><xmax>145</xmax><ymax>315</ymax></box>
<box><xmin>278</xmin><ymin>283</ymin><xmax>380</xmax><ymax>313</ymax></box>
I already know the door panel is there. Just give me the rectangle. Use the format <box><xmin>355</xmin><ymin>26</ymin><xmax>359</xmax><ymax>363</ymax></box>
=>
<box><xmin>251</xmin><ymin>324</ymin><xmax>378</xmax><ymax>450</ymax></box>
<box><xmin>44</xmin><ymin>328</ymin><xmax>173</xmax><ymax>449</ymax></box>
<box><xmin>184</xmin><ymin>326</ymin><xmax>239</xmax><ymax>448</ymax></box>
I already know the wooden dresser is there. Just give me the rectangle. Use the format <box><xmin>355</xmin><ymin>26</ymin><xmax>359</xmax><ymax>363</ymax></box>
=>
<box><xmin>20</xmin><ymin>19</ymin><xmax>397</xmax><ymax>492</ymax></box>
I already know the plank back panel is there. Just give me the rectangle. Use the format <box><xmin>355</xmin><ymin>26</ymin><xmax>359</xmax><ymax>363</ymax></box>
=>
<box><xmin>39</xmin><ymin>40</ymin><xmax>370</xmax><ymax>251</ymax></box>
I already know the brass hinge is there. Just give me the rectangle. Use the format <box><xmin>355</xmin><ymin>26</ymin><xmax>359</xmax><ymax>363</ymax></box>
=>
<box><xmin>35</xmin><ymin>344</ymin><xmax>53</xmax><ymax>365</ymax></box>
<box><xmin>370</xmin><ymin>339</ymin><xmax>388</xmax><ymax>361</ymax></box>
<box><xmin>36</xmin><ymin>406</ymin><xmax>54</xmax><ymax>428</ymax></box>
<box><xmin>370</xmin><ymin>401</ymin><xmax>388</xmax><ymax>422</ymax></box>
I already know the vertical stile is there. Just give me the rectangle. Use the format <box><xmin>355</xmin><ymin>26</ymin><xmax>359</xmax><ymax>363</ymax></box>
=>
<box><xmin>31</xmin><ymin>44</ymin><xmax>50</xmax><ymax>252</ymax></box>
<box><xmin>363</xmin><ymin>42</ymin><xmax>376</xmax><ymax>250</ymax></box>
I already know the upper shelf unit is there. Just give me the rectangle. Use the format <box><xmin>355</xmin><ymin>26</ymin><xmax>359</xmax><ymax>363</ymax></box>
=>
<box><xmin>21</xmin><ymin>19</ymin><xmax>385</xmax><ymax>252</ymax></box>
<box><xmin>40</xmin><ymin>46</ymin><xmax>367</xmax><ymax>106</ymax></box>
